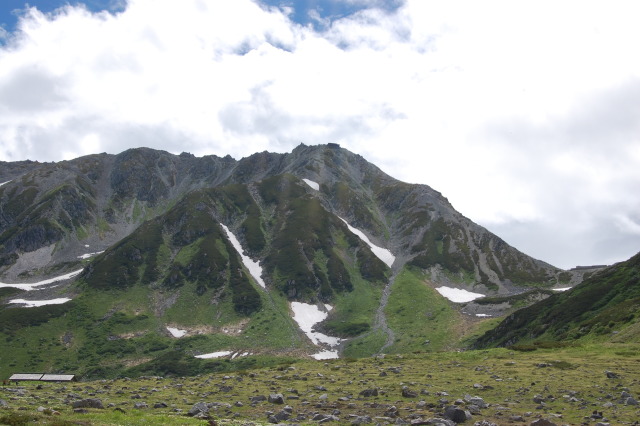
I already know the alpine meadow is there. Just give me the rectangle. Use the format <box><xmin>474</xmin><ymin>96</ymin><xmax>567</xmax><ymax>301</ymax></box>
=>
<box><xmin>0</xmin><ymin>144</ymin><xmax>639</xmax><ymax>424</ymax></box>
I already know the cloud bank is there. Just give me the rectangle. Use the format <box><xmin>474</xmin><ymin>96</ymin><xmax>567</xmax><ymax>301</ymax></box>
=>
<box><xmin>0</xmin><ymin>0</ymin><xmax>639</xmax><ymax>269</ymax></box>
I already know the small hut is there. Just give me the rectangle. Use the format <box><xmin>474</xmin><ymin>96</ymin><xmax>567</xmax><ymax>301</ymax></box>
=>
<box><xmin>9</xmin><ymin>373</ymin><xmax>43</xmax><ymax>383</ymax></box>
<box><xmin>41</xmin><ymin>374</ymin><xmax>76</xmax><ymax>382</ymax></box>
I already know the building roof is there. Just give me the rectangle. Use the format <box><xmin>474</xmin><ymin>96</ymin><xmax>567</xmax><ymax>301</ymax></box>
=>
<box><xmin>9</xmin><ymin>373</ymin><xmax>43</xmax><ymax>380</ymax></box>
<box><xmin>41</xmin><ymin>374</ymin><xmax>75</xmax><ymax>381</ymax></box>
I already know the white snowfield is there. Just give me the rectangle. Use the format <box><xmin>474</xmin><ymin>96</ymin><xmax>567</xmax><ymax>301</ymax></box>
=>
<box><xmin>220</xmin><ymin>223</ymin><xmax>266</xmax><ymax>289</ymax></box>
<box><xmin>166</xmin><ymin>327</ymin><xmax>187</xmax><ymax>338</ymax></box>
<box><xmin>290</xmin><ymin>301</ymin><xmax>341</xmax><ymax>360</ymax></box>
<box><xmin>0</xmin><ymin>181</ymin><xmax>10</xmax><ymax>186</ymax></box>
<box><xmin>312</xmin><ymin>350</ymin><xmax>339</xmax><ymax>360</ymax></box>
<box><xmin>195</xmin><ymin>350</ymin><xmax>251</xmax><ymax>359</ymax></box>
<box><xmin>338</xmin><ymin>217</ymin><xmax>395</xmax><ymax>267</ymax></box>
<box><xmin>0</xmin><ymin>269</ymin><xmax>83</xmax><ymax>291</ymax></box>
<box><xmin>552</xmin><ymin>287</ymin><xmax>571</xmax><ymax>292</ymax></box>
<box><xmin>195</xmin><ymin>350</ymin><xmax>232</xmax><ymax>359</ymax></box>
<box><xmin>436</xmin><ymin>286</ymin><xmax>485</xmax><ymax>303</ymax></box>
<box><xmin>78</xmin><ymin>251</ymin><xmax>104</xmax><ymax>260</ymax></box>
<box><xmin>9</xmin><ymin>298</ymin><xmax>71</xmax><ymax>307</ymax></box>
<box><xmin>302</xmin><ymin>178</ymin><xmax>320</xmax><ymax>191</ymax></box>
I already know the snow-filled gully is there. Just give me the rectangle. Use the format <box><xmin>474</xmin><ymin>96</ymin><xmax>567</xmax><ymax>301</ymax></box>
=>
<box><xmin>0</xmin><ymin>269</ymin><xmax>83</xmax><ymax>291</ymax></box>
<box><xmin>291</xmin><ymin>302</ymin><xmax>341</xmax><ymax>360</ymax></box>
<box><xmin>220</xmin><ymin>223</ymin><xmax>266</xmax><ymax>288</ymax></box>
<box><xmin>338</xmin><ymin>217</ymin><xmax>395</xmax><ymax>267</ymax></box>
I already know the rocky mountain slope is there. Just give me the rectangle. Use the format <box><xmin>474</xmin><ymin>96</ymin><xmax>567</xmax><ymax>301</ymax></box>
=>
<box><xmin>474</xmin><ymin>251</ymin><xmax>640</xmax><ymax>348</ymax></box>
<box><xmin>0</xmin><ymin>144</ymin><xmax>592</xmax><ymax>376</ymax></box>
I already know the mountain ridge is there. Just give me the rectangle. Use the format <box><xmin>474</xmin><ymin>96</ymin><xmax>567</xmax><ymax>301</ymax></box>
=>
<box><xmin>0</xmin><ymin>143</ymin><xmax>601</xmax><ymax>376</ymax></box>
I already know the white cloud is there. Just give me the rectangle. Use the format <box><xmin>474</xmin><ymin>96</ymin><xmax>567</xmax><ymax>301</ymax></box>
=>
<box><xmin>0</xmin><ymin>0</ymin><xmax>639</xmax><ymax>268</ymax></box>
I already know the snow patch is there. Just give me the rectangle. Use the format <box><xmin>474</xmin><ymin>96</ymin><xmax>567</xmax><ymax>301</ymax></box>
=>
<box><xmin>0</xmin><ymin>181</ymin><xmax>10</xmax><ymax>186</ymax></box>
<box><xmin>0</xmin><ymin>269</ymin><xmax>83</xmax><ymax>291</ymax></box>
<box><xmin>552</xmin><ymin>287</ymin><xmax>571</xmax><ymax>292</ymax></box>
<box><xmin>291</xmin><ymin>302</ymin><xmax>341</xmax><ymax>356</ymax></box>
<box><xmin>195</xmin><ymin>351</ymin><xmax>233</xmax><ymax>359</ymax></box>
<box><xmin>303</xmin><ymin>179</ymin><xmax>320</xmax><ymax>190</ymax></box>
<box><xmin>220</xmin><ymin>223</ymin><xmax>266</xmax><ymax>289</ymax></box>
<box><xmin>166</xmin><ymin>327</ymin><xmax>187</xmax><ymax>338</ymax></box>
<box><xmin>312</xmin><ymin>350</ymin><xmax>339</xmax><ymax>360</ymax></box>
<box><xmin>10</xmin><ymin>298</ymin><xmax>71</xmax><ymax>307</ymax></box>
<box><xmin>339</xmin><ymin>217</ymin><xmax>395</xmax><ymax>267</ymax></box>
<box><xmin>436</xmin><ymin>286</ymin><xmax>485</xmax><ymax>303</ymax></box>
<box><xmin>475</xmin><ymin>313</ymin><xmax>492</xmax><ymax>317</ymax></box>
<box><xmin>78</xmin><ymin>251</ymin><xmax>104</xmax><ymax>260</ymax></box>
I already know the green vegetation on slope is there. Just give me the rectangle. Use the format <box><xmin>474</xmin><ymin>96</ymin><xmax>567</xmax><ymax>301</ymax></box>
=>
<box><xmin>385</xmin><ymin>267</ymin><xmax>459</xmax><ymax>353</ymax></box>
<box><xmin>475</xmin><ymin>251</ymin><xmax>640</xmax><ymax>348</ymax></box>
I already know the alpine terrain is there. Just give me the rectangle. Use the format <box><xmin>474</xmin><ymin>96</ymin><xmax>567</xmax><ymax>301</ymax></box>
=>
<box><xmin>0</xmin><ymin>144</ymin><xmax>617</xmax><ymax>378</ymax></box>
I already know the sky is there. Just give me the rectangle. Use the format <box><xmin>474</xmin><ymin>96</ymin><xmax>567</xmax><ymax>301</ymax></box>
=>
<box><xmin>0</xmin><ymin>0</ymin><xmax>639</xmax><ymax>270</ymax></box>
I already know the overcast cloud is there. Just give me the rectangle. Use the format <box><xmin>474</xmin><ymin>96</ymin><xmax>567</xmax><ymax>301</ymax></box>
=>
<box><xmin>0</xmin><ymin>0</ymin><xmax>639</xmax><ymax>269</ymax></box>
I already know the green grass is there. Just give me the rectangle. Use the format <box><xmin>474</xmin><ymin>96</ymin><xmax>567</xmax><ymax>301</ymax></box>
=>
<box><xmin>385</xmin><ymin>267</ymin><xmax>459</xmax><ymax>353</ymax></box>
<box><xmin>1</xmin><ymin>344</ymin><xmax>639</xmax><ymax>425</ymax></box>
<box><xmin>342</xmin><ymin>329</ymin><xmax>387</xmax><ymax>357</ymax></box>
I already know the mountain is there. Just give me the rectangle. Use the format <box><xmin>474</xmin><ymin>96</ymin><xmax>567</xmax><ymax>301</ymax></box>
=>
<box><xmin>474</xmin><ymin>251</ymin><xmax>640</xmax><ymax>348</ymax></box>
<box><xmin>0</xmin><ymin>144</ymin><xmax>589</xmax><ymax>377</ymax></box>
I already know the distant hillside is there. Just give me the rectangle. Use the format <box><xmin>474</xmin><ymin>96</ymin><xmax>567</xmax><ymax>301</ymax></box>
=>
<box><xmin>474</xmin><ymin>251</ymin><xmax>640</xmax><ymax>348</ymax></box>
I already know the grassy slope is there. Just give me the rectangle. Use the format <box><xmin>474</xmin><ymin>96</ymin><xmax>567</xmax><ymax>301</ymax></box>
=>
<box><xmin>475</xmin><ymin>252</ymin><xmax>640</xmax><ymax>348</ymax></box>
<box><xmin>384</xmin><ymin>267</ymin><xmax>460</xmax><ymax>353</ymax></box>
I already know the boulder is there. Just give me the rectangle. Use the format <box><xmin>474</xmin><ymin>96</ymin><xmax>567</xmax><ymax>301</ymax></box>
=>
<box><xmin>402</xmin><ymin>387</ymin><xmax>418</xmax><ymax>398</ymax></box>
<box><xmin>443</xmin><ymin>406</ymin><xmax>471</xmax><ymax>423</ymax></box>
<box><xmin>187</xmin><ymin>402</ymin><xmax>209</xmax><ymax>417</ymax></box>
<box><xmin>359</xmin><ymin>389</ymin><xmax>379</xmax><ymax>397</ymax></box>
<box><xmin>268</xmin><ymin>393</ymin><xmax>284</xmax><ymax>404</ymax></box>
<box><xmin>605</xmin><ymin>371</ymin><xmax>619</xmax><ymax>379</ymax></box>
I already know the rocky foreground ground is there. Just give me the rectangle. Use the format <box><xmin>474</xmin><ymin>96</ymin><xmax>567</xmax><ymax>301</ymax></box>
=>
<box><xmin>1</xmin><ymin>345</ymin><xmax>639</xmax><ymax>425</ymax></box>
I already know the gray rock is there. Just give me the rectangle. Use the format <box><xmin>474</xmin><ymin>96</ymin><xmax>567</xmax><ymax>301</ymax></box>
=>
<box><xmin>153</xmin><ymin>402</ymin><xmax>167</xmax><ymax>408</ymax></box>
<box><xmin>187</xmin><ymin>402</ymin><xmax>209</xmax><ymax>417</ymax></box>
<box><xmin>351</xmin><ymin>415</ymin><xmax>373</xmax><ymax>424</ymax></box>
<box><xmin>269</xmin><ymin>410</ymin><xmax>290</xmax><ymax>422</ymax></box>
<box><xmin>268</xmin><ymin>393</ymin><xmax>284</xmax><ymax>404</ymax></box>
<box><xmin>443</xmin><ymin>406</ymin><xmax>471</xmax><ymax>423</ymax></box>
<box><xmin>0</xmin><ymin>399</ymin><xmax>8</xmax><ymax>408</ymax></box>
<box><xmin>473</xmin><ymin>421</ymin><xmax>498</xmax><ymax>426</ymax></box>
<box><xmin>402</xmin><ymin>387</ymin><xmax>418</xmax><ymax>398</ymax></box>
<box><xmin>468</xmin><ymin>396</ymin><xmax>487</xmax><ymax>408</ymax></box>
<box><xmin>359</xmin><ymin>388</ymin><xmax>379</xmax><ymax>397</ymax></box>
<box><xmin>529</xmin><ymin>419</ymin><xmax>558</xmax><ymax>426</ymax></box>
<box><xmin>605</xmin><ymin>371</ymin><xmax>619</xmax><ymax>379</ymax></box>
<box><xmin>250</xmin><ymin>395</ymin><xmax>267</xmax><ymax>403</ymax></box>
<box><xmin>625</xmin><ymin>397</ymin><xmax>638</xmax><ymax>405</ymax></box>
<box><xmin>71</xmin><ymin>398</ymin><xmax>104</xmax><ymax>409</ymax></box>
<box><xmin>133</xmin><ymin>402</ymin><xmax>148</xmax><ymax>409</ymax></box>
